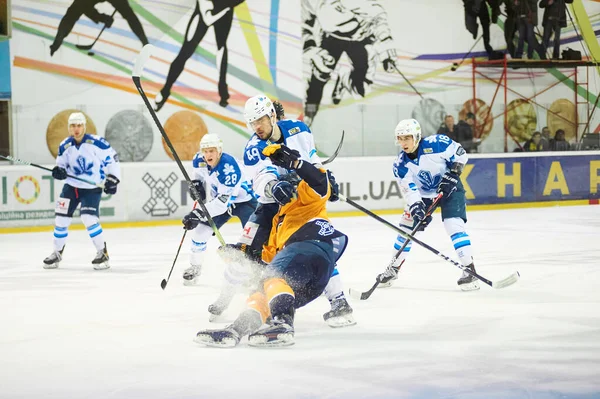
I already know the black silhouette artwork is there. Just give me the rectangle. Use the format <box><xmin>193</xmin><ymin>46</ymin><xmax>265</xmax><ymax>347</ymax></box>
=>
<box><xmin>50</xmin><ymin>0</ymin><xmax>149</xmax><ymax>56</ymax></box>
<box><xmin>154</xmin><ymin>0</ymin><xmax>245</xmax><ymax>111</ymax></box>
<box><xmin>302</xmin><ymin>0</ymin><xmax>397</xmax><ymax>127</ymax></box>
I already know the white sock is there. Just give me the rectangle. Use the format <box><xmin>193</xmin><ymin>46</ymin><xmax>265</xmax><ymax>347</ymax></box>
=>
<box><xmin>391</xmin><ymin>232</ymin><xmax>413</xmax><ymax>267</ymax></box>
<box><xmin>324</xmin><ymin>270</ymin><xmax>345</xmax><ymax>302</ymax></box>
<box><xmin>190</xmin><ymin>239</ymin><xmax>207</xmax><ymax>266</ymax></box>
<box><xmin>81</xmin><ymin>214</ymin><xmax>105</xmax><ymax>251</ymax></box>
<box><xmin>53</xmin><ymin>216</ymin><xmax>72</xmax><ymax>252</ymax></box>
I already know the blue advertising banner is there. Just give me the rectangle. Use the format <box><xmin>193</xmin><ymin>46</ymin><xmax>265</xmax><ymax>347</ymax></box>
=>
<box><xmin>462</xmin><ymin>153</ymin><xmax>600</xmax><ymax>205</ymax></box>
<box><xmin>0</xmin><ymin>39</ymin><xmax>10</xmax><ymax>99</ymax></box>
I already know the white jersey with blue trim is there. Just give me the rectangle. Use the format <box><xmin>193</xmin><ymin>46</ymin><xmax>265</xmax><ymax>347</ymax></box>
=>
<box><xmin>243</xmin><ymin>119</ymin><xmax>321</xmax><ymax>204</ymax></box>
<box><xmin>56</xmin><ymin>134</ymin><xmax>120</xmax><ymax>189</ymax></box>
<box><xmin>192</xmin><ymin>152</ymin><xmax>254</xmax><ymax>217</ymax></box>
<box><xmin>393</xmin><ymin>134</ymin><xmax>468</xmax><ymax>206</ymax></box>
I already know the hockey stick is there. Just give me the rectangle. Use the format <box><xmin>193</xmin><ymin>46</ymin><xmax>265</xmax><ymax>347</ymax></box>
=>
<box><xmin>339</xmin><ymin>194</ymin><xmax>520</xmax><ymax>289</ymax></box>
<box><xmin>322</xmin><ymin>130</ymin><xmax>344</xmax><ymax>165</ymax></box>
<box><xmin>132</xmin><ymin>44</ymin><xmax>226</xmax><ymax>246</ymax></box>
<box><xmin>390</xmin><ymin>63</ymin><xmax>424</xmax><ymax>99</ymax></box>
<box><xmin>349</xmin><ymin>193</ymin><xmax>443</xmax><ymax>301</ymax></box>
<box><xmin>75</xmin><ymin>9</ymin><xmax>117</xmax><ymax>54</ymax></box>
<box><xmin>160</xmin><ymin>201</ymin><xmax>198</xmax><ymax>290</ymax></box>
<box><xmin>0</xmin><ymin>154</ymin><xmax>104</xmax><ymax>188</ymax></box>
<box><xmin>451</xmin><ymin>36</ymin><xmax>482</xmax><ymax>71</ymax></box>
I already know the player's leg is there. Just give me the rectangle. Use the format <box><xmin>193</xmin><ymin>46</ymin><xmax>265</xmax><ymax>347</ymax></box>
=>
<box><xmin>43</xmin><ymin>184</ymin><xmax>79</xmax><ymax>268</ymax></box>
<box><xmin>50</xmin><ymin>1</ymin><xmax>85</xmax><ymax>55</ymax></box>
<box><xmin>183</xmin><ymin>212</ymin><xmax>232</xmax><ymax>285</ymax></box>
<box><xmin>441</xmin><ymin>184</ymin><xmax>479</xmax><ymax>291</ymax></box>
<box><xmin>378</xmin><ymin>205</ymin><xmax>416</xmax><ymax>288</ymax></box>
<box><xmin>322</xmin><ymin>235</ymin><xmax>356</xmax><ymax>328</ymax></box>
<box><xmin>109</xmin><ymin>0</ymin><xmax>149</xmax><ymax>46</ymax></box>
<box><xmin>79</xmin><ymin>187</ymin><xmax>109</xmax><ymax>269</ymax></box>
<box><xmin>213</xmin><ymin>9</ymin><xmax>234</xmax><ymax>107</ymax></box>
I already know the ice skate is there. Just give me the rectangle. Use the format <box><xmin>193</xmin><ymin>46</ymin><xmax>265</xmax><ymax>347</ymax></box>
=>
<box><xmin>377</xmin><ymin>265</ymin><xmax>400</xmax><ymax>288</ymax></box>
<box><xmin>92</xmin><ymin>243</ymin><xmax>110</xmax><ymax>270</ymax></box>
<box><xmin>323</xmin><ymin>297</ymin><xmax>356</xmax><ymax>328</ymax></box>
<box><xmin>182</xmin><ymin>264</ymin><xmax>201</xmax><ymax>286</ymax></box>
<box><xmin>457</xmin><ymin>263</ymin><xmax>480</xmax><ymax>291</ymax></box>
<box><xmin>43</xmin><ymin>247</ymin><xmax>64</xmax><ymax>269</ymax></box>
<box><xmin>248</xmin><ymin>314</ymin><xmax>295</xmax><ymax>347</ymax></box>
<box><xmin>195</xmin><ymin>325</ymin><xmax>241</xmax><ymax>348</ymax></box>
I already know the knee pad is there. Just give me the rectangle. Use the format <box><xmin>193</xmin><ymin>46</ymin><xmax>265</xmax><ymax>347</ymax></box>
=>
<box><xmin>55</xmin><ymin>215</ymin><xmax>72</xmax><ymax>229</ymax></box>
<box><xmin>80</xmin><ymin>213</ymin><xmax>99</xmax><ymax>228</ymax></box>
<box><xmin>443</xmin><ymin>217</ymin><xmax>466</xmax><ymax>237</ymax></box>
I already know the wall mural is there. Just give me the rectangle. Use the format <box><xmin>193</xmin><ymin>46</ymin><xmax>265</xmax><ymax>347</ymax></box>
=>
<box><xmin>9</xmin><ymin>0</ymin><xmax>600</xmax><ymax>162</ymax></box>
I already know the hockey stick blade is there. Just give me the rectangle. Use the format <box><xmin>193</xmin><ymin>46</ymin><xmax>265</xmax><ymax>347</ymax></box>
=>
<box><xmin>349</xmin><ymin>285</ymin><xmax>377</xmax><ymax>301</ymax></box>
<box><xmin>133</xmin><ymin>43</ymin><xmax>154</xmax><ymax>78</ymax></box>
<box><xmin>322</xmin><ymin>130</ymin><xmax>344</xmax><ymax>165</ymax></box>
<box><xmin>492</xmin><ymin>271</ymin><xmax>520</xmax><ymax>289</ymax></box>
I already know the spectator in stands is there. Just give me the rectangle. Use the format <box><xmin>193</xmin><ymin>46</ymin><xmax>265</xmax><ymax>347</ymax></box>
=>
<box><xmin>550</xmin><ymin>129</ymin><xmax>570</xmax><ymax>151</ymax></box>
<box><xmin>456</xmin><ymin>112</ymin><xmax>481</xmax><ymax>153</ymax></box>
<box><xmin>514</xmin><ymin>0</ymin><xmax>546</xmax><ymax>59</ymax></box>
<box><xmin>541</xmin><ymin>126</ymin><xmax>552</xmax><ymax>149</ymax></box>
<box><xmin>437</xmin><ymin>115</ymin><xmax>458</xmax><ymax>141</ymax></box>
<box><xmin>540</xmin><ymin>0</ymin><xmax>574</xmax><ymax>60</ymax></box>
<box><xmin>524</xmin><ymin>131</ymin><xmax>545</xmax><ymax>151</ymax></box>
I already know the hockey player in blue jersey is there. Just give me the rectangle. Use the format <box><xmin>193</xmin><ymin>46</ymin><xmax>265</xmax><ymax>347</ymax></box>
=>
<box><xmin>379</xmin><ymin>118</ymin><xmax>479</xmax><ymax>291</ymax></box>
<box><xmin>43</xmin><ymin>112</ymin><xmax>120</xmax><ymax>270</ymax></box>
<box><xmin>210</xmin><ymin>94</ymin><xmax>356</xmax><ymax>328</ymax></box>
<box><xmin>180</xmin><ymin>133</ymin><xmax>258</xmax><ymax>285</ymax></box>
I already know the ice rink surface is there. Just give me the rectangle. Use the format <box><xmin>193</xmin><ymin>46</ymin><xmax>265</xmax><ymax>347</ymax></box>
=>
<box><xmin>1</xmin><ymin>205</ymin><xmax>599</xmax><ymax>399</ymax></box>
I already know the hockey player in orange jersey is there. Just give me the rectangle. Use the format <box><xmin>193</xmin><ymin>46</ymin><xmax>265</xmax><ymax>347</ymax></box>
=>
<box><xmin>194</xmin><ymin>143</ymin><xmax>348</xmax><ymax>347</ymax></box>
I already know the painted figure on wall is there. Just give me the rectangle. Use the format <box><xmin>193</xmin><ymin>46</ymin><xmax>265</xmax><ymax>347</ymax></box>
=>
<box><xmin>50</xmin><ymin>0</ymin><xmax>149</xmax><ymax>56</ymax></box>
<box><xmin>302</xmin><ymin>0</ymin><xmax>398</xmax><ymax>127</ymax></box>
<box><xmin>154</xmin><ymin>0</ymin><xmax>245</xmax><ymax>111</ymax></box>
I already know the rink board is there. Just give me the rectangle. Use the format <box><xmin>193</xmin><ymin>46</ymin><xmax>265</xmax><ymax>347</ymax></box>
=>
<box><xmin>0</xmin><ymin>151</ymin><xmax>599</xmax><ymax>227</ymax></box>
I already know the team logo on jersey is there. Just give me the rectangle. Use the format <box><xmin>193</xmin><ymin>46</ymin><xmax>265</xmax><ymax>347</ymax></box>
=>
<box><xmin>73</xmin><ymin>156</ymin><xmax>94</xmax><ymax>176</ymax></box>
<box><xmin>315</xmin><ymin>220</ymin><xmax>334</xmax><ymax>236</ymax></box>
<box><xmin>456</xmin><ymin>146</ymin><xmax>466</xmax><ymax>156</ymax></box>
<box><xmin>417</xmin><ymin>170</ymin><xmax>442</xmax><ymax>191</ymax></box>
<box><xmin>223</xmin><ymin>163</ymin><xmax>235</xmax><ymax>175</ymax></box>
<box><xmin>288</xmin><ymin>127</ymin><xmax>300</xmax><ymax>135</ymax></box>
<box><xmin>142</xmin><ymin>172</ymin><xmax>178</xmax><ymax>216</ymax></box>
<box><xmin>424</xmin><ymin>148</ymin><xmax>433</xmax><ymax>154</ymax></box>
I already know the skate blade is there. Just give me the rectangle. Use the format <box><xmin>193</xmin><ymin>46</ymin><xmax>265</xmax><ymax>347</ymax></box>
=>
<box><xmin>376</xmin><ymin>281</ymin><xmax>394</xmax><ymax>289</ymax></box>
<box><xmin>459</xmin><ymin>281</ymin><xmax>480</xmax><ymax>291</ymax></box>
<box><xmin>248</xmin><ymin>332</ymin><xmax>295</xmax><ymax>347</ymax></box>
<box><xmin>194</xmin><ymin>334</ymin><xmax>238</xmax><ymax>348</ymax></box>
<box><xmin>326</xmin><ymin>314</ymin><xmax>357</xmax><ymax>328</ymax></box>
<box><xmin>93</xmin><ymin>262</ymin><xmax>110</xmax><ymax>270</ymax></box>
<box><xmin>43</xmin><ymin>263</ymin><xmax>59</xmax><ymax>269</ymax></box>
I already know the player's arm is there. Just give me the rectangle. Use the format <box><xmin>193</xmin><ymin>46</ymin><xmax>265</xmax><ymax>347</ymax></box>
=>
<box><xmin>52</xmin><ymin>141</ymin><xmax>69</xmax><ymax>180</ymax></box>
<box><xmin>203</xmin><ymin>162</ymin><xmax>243</xmax><ymax>217</ymax></box>
<box><xmin>244</xmin><ymin>143</ymin><xmax>280</xmax><ymax>202</ymax></box>
<box><xmin>393</xmin><ymin>161</ymin><xmax>421</xmax><ymax>206</ymax></box>
<box><xmin>437</xmin><ymin>135</ymin><xmax>468</xmax><ymax>197</ymax></box>
<box><xmin>98</xmin><ymin>138</ymin><xmax>121</xmax><ymax>194</ymax></box>
<box><xmin>190</xmin><ymin>153</ymin><xmax>209</xmax><ymax>202</ymax></box>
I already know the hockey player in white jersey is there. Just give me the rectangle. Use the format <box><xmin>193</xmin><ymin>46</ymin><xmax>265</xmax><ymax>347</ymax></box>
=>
<box><xmin>180</xmin><ymin>133</ymin><xmax>258</xmax><ymax>285</ymax></box>
<box><xmin>212</xmin><ymin>93</ymin><xmax>356</xmax><ymax>328</ymax></box>
<box><xmin>380</xmin><ymin>118</ymin><xmax>479</xmax><ymax>291</ymax></box>
<box><xmin>43</xmin><ymin>112</ymin><xmax>120</xmax><ymax>270</ymax></box>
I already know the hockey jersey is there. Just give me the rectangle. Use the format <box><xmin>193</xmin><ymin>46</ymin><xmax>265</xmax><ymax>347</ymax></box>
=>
<box><xmin>393</xmin><ymin>134</ymin><xmax>468</xmax><ymax>206</ymax></box>
<box><xmin>56</xmin><ymin>134</ymin><xmax>120</xmax><ymax>189</ymax></box>
<box><xmin>192</xmin><ymin>152</ymin><xmax>254</xmax><ymax>217</ymax></box>
<box><xmin>243</xmin><ymin>119</ymin><xmax>321</xmax><ymax>204</ymax></box>
<box><xmin>261</xmin><ymin>161</ymin><xmax>345</xmax><ymax>264</ymax></box>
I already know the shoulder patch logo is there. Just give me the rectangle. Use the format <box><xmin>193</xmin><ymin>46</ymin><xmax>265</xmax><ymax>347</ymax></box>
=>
<box><xmin>424</xmin><ymin>148</ymin><xmax>433</xmax><ymax>153</ymax></box>
<box><xmin>288</xmin><ymin>127</ymin><xmax>300</xmax><ymax>135</ymax></box>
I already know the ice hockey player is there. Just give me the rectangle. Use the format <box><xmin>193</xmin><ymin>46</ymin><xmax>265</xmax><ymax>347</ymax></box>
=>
<box><xmin>195</xmin><ymin>144</ymin><xmax>348</xmax><ymax>347</ymax></box>
<box><xmin>180</xmin><ymin>133</ymin><xmax>258</xmax><ymax>285</ymax></box>
<box><xmin>378</xmin><ymin>118</ymin><xmax>479</xmax><ymax>291</ymax></box>
<box><xmin>43</xmin><ymin>112</ymin><xmax>120</xmax><ymax>270</ymax></box>
<box><xmin>210</xmin><ymin>93</ymin><xmax>355</xmax><ymax>328</ymax></box>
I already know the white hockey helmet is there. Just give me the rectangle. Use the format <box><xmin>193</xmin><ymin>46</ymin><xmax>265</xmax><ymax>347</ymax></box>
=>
<box><xmin>244</xmin><ymin>93</ymin><xmax>276</xmax><ymax>130</ymax></box>
<box><xmin>395</xmin><ymin>118</ymin><xmax>422</xmax><ymax>150</ymax></box>
<box><xmin>68</xmin><ymin>112</ymin><xmax>86</xmax><ymax>127</ymax></box>
<box><xmin>199</xmin><ymin>133</ymin><xmax>223</xmax><ymax>154</ymax></box>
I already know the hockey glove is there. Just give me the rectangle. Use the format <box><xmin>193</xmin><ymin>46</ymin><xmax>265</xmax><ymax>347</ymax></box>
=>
<box><xmin>269</xmin><ymin>180</ymin><xmax>296</xmax><ymax>206</ymax></box>
<box><xmin>52</xmin><ymin>166</ymin><xmax>67</xmax><ymax>180</ymax></box>
<box><xmin>182</xmin><ymin>209</ymin><xmax>208</xmax><ymax>230</ymax></box>
<box><xmin>263</xmin><ymin>144</ymin><xmax>301</xmax><ymax>170</ymax></box>
<box><xmin>188</xmin><ymin>179</ymin><xmax>206</xmax><ymax>202</ymax></box>
<box><xmin>327</xmin><ymin>170</ymin><xmax>340</xmax><ymax>202</ymax></box>
<box><xmin>409</xmin><ymin>201</ymin><xmax>432</xmax><ymax>231</ymax></box>
<box><xmin>103</xmin><ymin>174</ymin><xmax>120</xmax><ymax>195</ymax></box>
<box><xmin>437</xmin><ymin>171</ymin><xmax>459</xmax><ymax>198</ymax></box>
